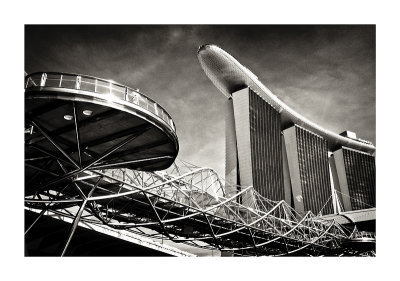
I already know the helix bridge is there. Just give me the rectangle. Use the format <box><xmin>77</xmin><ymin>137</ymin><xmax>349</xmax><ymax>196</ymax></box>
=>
<box><xmin>24</xmin><ymin>72</ymin><xmax>374</xmax><ymax>256</ymax></box>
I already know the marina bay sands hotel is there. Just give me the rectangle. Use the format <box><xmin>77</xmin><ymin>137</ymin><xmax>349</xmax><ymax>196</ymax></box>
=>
<box><xmin>198</xmin><ymin>44</ymin><xmax>375</xmax><ymax>216</ymax></box>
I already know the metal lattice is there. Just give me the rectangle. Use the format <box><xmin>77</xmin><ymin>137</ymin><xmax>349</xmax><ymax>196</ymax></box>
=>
<box><xmin>25</xmin><ymin>158</ymin><xmax>373</xmax><ymax>256</ymax></box>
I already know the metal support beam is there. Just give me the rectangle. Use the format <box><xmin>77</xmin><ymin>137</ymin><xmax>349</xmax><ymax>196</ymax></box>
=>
<box><xmin>60</xmin><ymin>198</ymin><xmax>88</xmax><ymax>256</ymax></box>
<box><xmin>25</xmin><ymin>208</ymin><xmax>47</xmax><ymax>235</ymax></box>
<box><xmin>90</xmin><ymin>155</ymin><xmax>173</xmax><ymax>170</ymax></box>
<box><xmin>27</xmin><ymin>145</ymin><xmax>75</xmax><ymax>169</ymax></box>
<box><xmin>25</xmin><ymin>163</ymin><xmax>59</xmax><ymax>177</ymax></box>
<box><xmin>247</xmin><ymin>227</ymin><xmax>259</xmax><ymax>256</ymax></box>
<box><xmin>80</xmin><ymin>123</ymin><xmax>151</xmax><ymax>149</ymax></box>
<box><xmin>72</xmin><ymin>102</ymin><xmax>82</xmax><ymax>167</ymax></box>
<box><xmin>202</xmin><ymin>214</ymin><xmax>222</xmax><ymax>250</ymax></box>
<box><xmin>26</xmin><ymin>159</ymin><xmax>54</xmax><ymax>186</ymax></box>
<box><xmin>142</xmin><ymin>191</ymin><xmax>173</xmax><ymax>240</ymax></box>
<box><xmin>61</xmin><ymin>179</ymin><xmax>100</xmax><ymax>256</ymax></box>
<box><xmin>33</xmin><ymin>127</ymin><xmax>151</xmax><ymax>192</ymax></box>
<box><xmin>27</xmin><ymin>119</ymin><xmax>80</xmax><ymax>169</ymax></box>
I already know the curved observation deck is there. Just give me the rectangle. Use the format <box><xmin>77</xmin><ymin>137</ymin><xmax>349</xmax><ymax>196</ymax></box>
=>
<box><xmin>197</xmin><ymin>44</ymin><xmax>375</xmax><ymax>154</ymax></box>
<box><xmin>25</xmin><ymin>72</ymin><xmax>179</xmax><ymax>195</ymax></box>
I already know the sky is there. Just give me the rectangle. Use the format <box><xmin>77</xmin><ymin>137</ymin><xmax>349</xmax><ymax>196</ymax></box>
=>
<box><xmin>25</xmin><ymin>25</ymin><xmax>376</xmax><ymax>177</ymax></box>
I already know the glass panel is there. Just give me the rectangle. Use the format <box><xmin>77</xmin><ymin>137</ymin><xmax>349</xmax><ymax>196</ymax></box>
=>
<box><xmin>162</xmin><ymin>110</ymin><xmax>169</xmax><ymax>123</ymax></box>
<box><xmin>26</xmin><ymin>76</ymin><xmax>41</xmax><ymax>87</ymax></box>
<box><xmin>164</xmin><ymin>112</ymin><xmax>170</xmax><ymax>123</ymax></box>
<box><xmin>154</xmin><ymin>103</ymin><xmax>159</xmax><ymax>116</ymax></box>
<box><xmin>111</xmin><ymin>84</ymin><xmax>125</xmax><ymax>100</ymax></box>
<box><xmin>96</xmin><ymin>80</ymin><xmax>110</xmax><ymax>95</ymax></box>
<box><xmin>45</xmin><ymin>74</ymin><xmax>62</xmax><ymax>87</ymax></box>
<box><xmin>80</xmin><ymin>77</ymin><xmax>96</xmax><ymax>92</ymax></box>
<box><xmin>59</xmin><ymin>75</ymin><xmax>76</xmax><ymax>89</ymax></box>
<box><xmin>46</xmin><ymin>73</ymin><xmax>60</xmax><ymax>80</ymax></box>
<box><xmin>163</xmin><ymin>113</ymin><xmax>168</xmax><ymax>124</ymax></box>
<box><xmin>127</xmin><ymin>90</ymin><xmax>140</xmax><ymax>105</ymax></box>
<box><xmin>139</xmin><ymin>96</ymin><xmax>148</xmax><ymax>110</ymax></box>
<box><xmin>148</xmin><ymin>102</ymin><xmax>157</xmax><ymax>115</ymax></box>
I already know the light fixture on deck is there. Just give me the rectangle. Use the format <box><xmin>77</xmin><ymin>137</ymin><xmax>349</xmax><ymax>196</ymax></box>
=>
<box><xmin>64</xmin><ymin>114</ymin><xmax>73</xmax><ymax>121</ymax></box>
<box><xmin>83</xmin><ymin>110</ymin><xmax>93</xmax><ymax>116</ymax></box>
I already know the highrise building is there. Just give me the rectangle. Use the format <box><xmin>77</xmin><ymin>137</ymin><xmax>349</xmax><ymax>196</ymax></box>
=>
<box><xmin>283</xmin><ymin>125</ymin><xmax>333</xmax><ymax>215</ymax></box>
<box><xmin>225</xmin><ymin>88</ymin><xmax>285</xmax><ymax>206</ymax></box>
<box><xmin>330</xmin><ymin>146</ymin><xmax>376</xmax><ymax>212</ymax></box>
<box><xmin>198</xmin><ymin>44</ymin><xmax>376</xmax><ymax>216</ymax></box>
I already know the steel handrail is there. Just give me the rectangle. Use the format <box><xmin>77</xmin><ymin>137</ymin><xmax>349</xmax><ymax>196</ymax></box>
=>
<box><xmin>25</xmin><ymin>71</ymin><xmax>176</xmax><ymax>132</ymax></box>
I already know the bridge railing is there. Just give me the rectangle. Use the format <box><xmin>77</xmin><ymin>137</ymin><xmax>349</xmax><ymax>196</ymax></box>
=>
<box><xmin>25</xmin><ymin>72</ymin><xmax>176</xmax><ymax>132</ymax></box>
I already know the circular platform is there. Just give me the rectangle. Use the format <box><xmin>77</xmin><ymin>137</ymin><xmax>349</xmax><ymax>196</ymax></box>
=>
<box><xmin>25</xmin><ymin>72</ymin><xmax>179</xmax><ymax>195</ymax></box>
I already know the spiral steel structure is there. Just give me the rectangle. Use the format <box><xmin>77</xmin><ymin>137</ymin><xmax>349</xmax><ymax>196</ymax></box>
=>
<box><xmin>25</xmin><ymin>157</ymin><xmax>373</xmax><ymax>256</ymax></box>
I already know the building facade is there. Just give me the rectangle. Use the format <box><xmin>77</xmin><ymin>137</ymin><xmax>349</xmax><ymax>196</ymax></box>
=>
<box><xmin>283</xmin><ymin>125</ymin><xmax>333</xmax><ymax>215</ymax></box>
<box><xmin>198</xmin><ymin>44</ymin><xmax>376</xmax><ymax>216</ymax></box>
<box><xmin>330</xmin><ymin>147</ymin><xmax>376</xmax><ymax>212</ymax></box>
<box><xmin>226</xmin><ymin>88</ymin><xmax>336</xmax><ymax>215</ymax></box>
<box><xmin>225</xmin><ymin>88</ymin><xmax>285</xmax><ymax>206</ymax></box>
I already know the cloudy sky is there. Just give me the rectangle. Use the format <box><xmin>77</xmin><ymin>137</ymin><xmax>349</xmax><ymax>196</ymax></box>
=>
<box><xmin>25</xmin><ymin>25</ymin><xmax>375</xmax><ymax>176</ymax></box>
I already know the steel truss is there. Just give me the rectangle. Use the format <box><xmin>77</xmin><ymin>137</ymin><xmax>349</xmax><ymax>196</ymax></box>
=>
<box><xmin>25</xmin><ymin>153</ymin><xmax>371</xmax><ymax>256</ymax></box>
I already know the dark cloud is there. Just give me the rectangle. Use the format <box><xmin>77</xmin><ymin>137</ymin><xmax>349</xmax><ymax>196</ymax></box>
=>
<box><xmin>25</xmin><ymin>25</ymin><xmax>375</xmax><ymax>176</ymax></box>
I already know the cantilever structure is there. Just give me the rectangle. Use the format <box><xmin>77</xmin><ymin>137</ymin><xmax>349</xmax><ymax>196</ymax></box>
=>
<box><xmin>25</xmin><ymin>72</ymin><xmax>179</xmax><ymax>172</ymax></box>
<box><xmin>25</xmin><ymin>72</ymin><xmax>179</xmax><ymax>255</ymax></box>
<box><xmin>197</xmin><ymin>44</ymin><xmax>376</xmax><ymax>216</ymax></box>
<box><xmin>197</xmin><ymin>44</ymin><xmax>375</xmax><ymax>153</ymax></box>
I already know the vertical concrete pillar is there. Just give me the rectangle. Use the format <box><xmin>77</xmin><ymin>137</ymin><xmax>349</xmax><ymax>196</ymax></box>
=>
<box><xmin>281</xmin><ymin>134</ymin><xmax>292</xmax><ymax>207</ymax></box>
<box><xmin>329</xmin><ymin>155</ymin><xmax>344</xmax><ymax>213</ymax></box>
<box><xmin>231</xmin><ymin>88</ymin><xmax>255</xmax><ymax>207</ymax></box>
<box><xmin>225</xmin><ymin>98</ymin><xmax>238</xmax><ymax>197</ymax></box>
<box><xmin>282</xmin><ymin>126</ymin><xmax>305</xmax><ymax>216</ymax></box>
<box><xmin>332</xmin><ymin>149</ymin><xmax>353</xmax><ymax>212</ymax></box>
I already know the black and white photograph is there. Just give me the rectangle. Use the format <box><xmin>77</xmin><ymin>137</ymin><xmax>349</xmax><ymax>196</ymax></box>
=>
<box><xmin>3</xmin><ymin>2</ymin><xmax>399</xmax><ymax>279</ymax></box>
<box><xmin>24</xmin><ymin>25</ymin><xmax>376</xmax><ymax>257</ymax></box>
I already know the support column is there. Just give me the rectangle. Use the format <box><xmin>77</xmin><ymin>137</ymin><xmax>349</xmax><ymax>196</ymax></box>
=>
<box><xmin>231</xmin><ymin>88</ymin><xmax>255</xmax><ymax>207</ymax></box>
<box><xmin>332</xmin><ymin>149</ymin><xmax>353</xmax><ymax>212</ymax></box>
<box><xmin>282</xmin><ymin>126</ymin><xmax>305</xmax><ymax>216</ymax></box>
<box><xmin>329</xmin><ymin>155</ymin><xmax>345</xmax><ymax>213</ymax></box>
<box><xmin>225</xmin><ymin>98</ymin><xmax>238</xmax><ymax>197</ymax></box>
<box><xmin>281</xmin><ymin>134</ymin><xmax>292</xmax><ymax>207</ymax></box>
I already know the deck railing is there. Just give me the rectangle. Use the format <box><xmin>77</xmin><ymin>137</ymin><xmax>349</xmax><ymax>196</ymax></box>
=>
<box><xmin>25</xmin><ymin>72</ymin><xmax>176</xmax><ymax>132</ymax></box>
